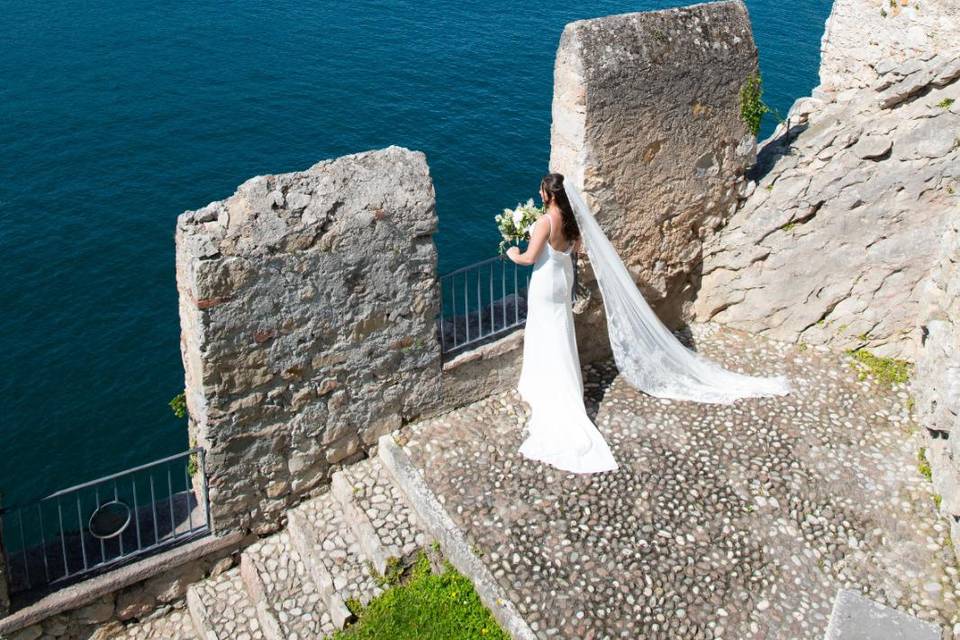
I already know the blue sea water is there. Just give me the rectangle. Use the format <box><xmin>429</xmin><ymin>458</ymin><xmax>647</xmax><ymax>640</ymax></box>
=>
<box><xmin>0</xmin><ymin>0</ymin><xmax>832</xmax><ymax>509</ymax></box>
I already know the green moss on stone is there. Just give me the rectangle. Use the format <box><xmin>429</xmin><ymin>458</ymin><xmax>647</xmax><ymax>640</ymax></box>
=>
<box><xmin>844</xmin><ymin>348</ymin><xmax>912</xmax><ymax>386</ymax></box>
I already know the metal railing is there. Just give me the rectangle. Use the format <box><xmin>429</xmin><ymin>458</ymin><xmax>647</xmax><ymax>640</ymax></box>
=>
<box><xmin>437</xmin><ymin>254</ymin><xmax>579</xmax><ymax>356</ymax></box>
<box><xmin>0</xmin><ymin>447</ymin><xmax>210</xmax><ymax>596</ymax></box>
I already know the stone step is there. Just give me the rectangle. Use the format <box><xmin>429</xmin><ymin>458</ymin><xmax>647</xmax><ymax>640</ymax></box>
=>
<box><xmin>331</xmin><ymin>456</ymin><xmax>426</xmax><ymax>575</ymax></box>
<box><xmin>240</xmin><ymin>529</ymin><xmax>338</xmax><ymax>640</ymax></box>
<box><xmin>824</xmin><ymin>589</ymin><xmax>942</xmax><ymax>640</ymax></box>
<box><xmin>286</xmin><ymin>490</ymin><xmax>381</xmax><ymax>627</ymax></box>
<box><xmin>186</xmin><ymin>566</ymin><xmax>266</xmax><ymax>640</ymax></box>
<box><xmin>377</xmin><ymin>433</ymin><xmax>537</xmax><ymax>640</ymax></box>
<box><xmin>108</xmin><ymin>606</ymin><xmax>200</xmax><ymax>640</ymax></box>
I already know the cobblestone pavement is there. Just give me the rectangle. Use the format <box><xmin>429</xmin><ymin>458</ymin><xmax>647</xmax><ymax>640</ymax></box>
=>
<box><xmin>244</xmin><ymin>529</ymin><xmax>336</xmax><ymax>639</ymax></box>
<box><xmin>188</xmin><ymin>566</ymin><xmax>264</xmax><ymax>639</ymax></box>
<box><xmin>110</xmin><ymin>604</ymin><xmax>198</xmax><ymax>640</ymax></box>
<box><xmin>339</xmin><ymin>458</ymin><xmax>427</xmax><ymax>562</ymax></box>
<box><xmin>401</xmin><ymin>323</ymin><xmax>959</xmax><ymax>640</ymax></box>
<box><xmin>287</xmin><ymin>490</ymin><xmax>384</xmax><ymax>608</ymax></box>
<box><xmin>101</xmin><ymin>455</ymin><xmax>429</xmax><ymax>640</ymax></box>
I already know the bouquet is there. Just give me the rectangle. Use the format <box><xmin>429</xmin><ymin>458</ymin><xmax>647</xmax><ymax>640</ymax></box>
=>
<box><xmin>495</xmin><ymin>198</ymin><xmax>543</xmax><ymax>254</ymax></box>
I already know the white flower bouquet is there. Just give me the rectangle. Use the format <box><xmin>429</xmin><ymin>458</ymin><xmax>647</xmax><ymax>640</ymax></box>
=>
<box><xmin>495</xmin><ymin>198</ymin><xmax>543</xmax><ymax>254</ymax></box>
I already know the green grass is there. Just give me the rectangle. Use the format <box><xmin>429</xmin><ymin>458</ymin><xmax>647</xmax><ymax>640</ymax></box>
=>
<box><xmin>844</xmin><ymin>348</ymin><xmax>912</xmax><ymax>386</ymax></box>
<box><xmin>937</xmin><ymin>97</ymin><xmax>955</xmax><ymax>109</ymax></box>
<box><xmin>332</xmin><ymin>553</ymin><xmax>509</xmax><ymax>640</ymax></box>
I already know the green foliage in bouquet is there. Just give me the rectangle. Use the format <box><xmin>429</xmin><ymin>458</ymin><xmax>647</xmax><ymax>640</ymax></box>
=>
<box><xmin>495</xmin><ymin>199</ymin><xmax>543</xmax><ymax>255</ymax></box>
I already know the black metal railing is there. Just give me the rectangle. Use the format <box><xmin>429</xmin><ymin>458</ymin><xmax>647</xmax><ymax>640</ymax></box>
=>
<box><xmin>437</xmin><ymin>254</ymin><xmax>579</xmax><ymax>356</ymax></box>
<box><xmin>0</xmin><ymin>447</ymin><xmax>210</xmax><ymax>596</ymax></box>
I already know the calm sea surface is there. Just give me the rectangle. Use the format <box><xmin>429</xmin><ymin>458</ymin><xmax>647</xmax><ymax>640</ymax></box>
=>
<box><xmin>0</xmin><ymin>0</ymin><xmax>832</xmax><ymax>507</ymax></box>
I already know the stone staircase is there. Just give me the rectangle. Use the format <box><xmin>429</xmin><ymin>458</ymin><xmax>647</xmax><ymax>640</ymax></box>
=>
<box><xmin>107</xmin><ymin>455</ymin><xmax>428</xmax><ymax>640</ymax></box>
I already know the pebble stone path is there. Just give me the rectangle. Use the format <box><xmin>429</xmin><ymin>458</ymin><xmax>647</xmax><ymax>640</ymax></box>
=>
<box><xmin>101</xmin><ymin>322</ymin><xmax>957</xmax><ymax>640</ymax></box>
<box><xmin>400</xmin><ymin>323</ymin><xmax>960</xmax><ymax>640</ymax></box>
<box><xmin>109</xmin><ymin>605</ymin><xmax>198</xmax><ymax>640</ymax></box>
<box><xmin>102</xmin><ymin>457</ymin><xmax>428</xmax><ymax>639</ymax></box>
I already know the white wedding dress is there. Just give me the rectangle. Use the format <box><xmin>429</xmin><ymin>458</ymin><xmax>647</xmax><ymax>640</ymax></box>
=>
<box><xmin>517</xmin><ymin>215</ymin><xmax>619</xmax><ymax>474</ymax></box>
<box><xmin>515</xmin><ymin>180</ymin><xmax>791</xmax><ymax>475</ymax></box>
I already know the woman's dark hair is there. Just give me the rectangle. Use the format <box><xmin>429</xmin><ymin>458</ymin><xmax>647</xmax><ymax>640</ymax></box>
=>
<box><xmin>541</xmin><ymin>173</ymin><xmax>581</xmax><ymax>243</ymax></box>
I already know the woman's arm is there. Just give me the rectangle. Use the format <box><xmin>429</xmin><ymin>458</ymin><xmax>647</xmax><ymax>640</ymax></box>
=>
<box><xmin>506</xmin><ymin>216</ymin><xmax>549</xmax><ymax>266</ymax></box>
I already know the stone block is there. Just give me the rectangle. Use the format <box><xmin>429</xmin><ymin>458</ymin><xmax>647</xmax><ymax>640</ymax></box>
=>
<box><xmin>175</xmin><ymin>146</ymin><xmax>442</xmax><ymax>533</ymax></box>
<box><xmin>551</xmin><ymin>0</ymin><xmax>759</xmax><ymax>329</ymax></box>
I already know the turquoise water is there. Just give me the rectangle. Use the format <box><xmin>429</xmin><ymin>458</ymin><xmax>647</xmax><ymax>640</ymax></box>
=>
<box><xmin>0</xmin><ymin>0</ymin><xmax>832</xmax><ymax>509</ymax></box>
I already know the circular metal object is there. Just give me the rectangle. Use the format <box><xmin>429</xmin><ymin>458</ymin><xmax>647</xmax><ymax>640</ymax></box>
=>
<box><xmin>88</xmin><ymin>500</ymin><xmax>132</xmax><ymax>539</ymax></box>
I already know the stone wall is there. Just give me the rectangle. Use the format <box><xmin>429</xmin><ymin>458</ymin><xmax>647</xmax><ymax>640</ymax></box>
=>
<box><xmin>914</xmin><ymin>213</ymin><xmax>960</xmax><ymax>554</ymax></box>
<box><xmin>550</xmin><ymin>0</ymin><xmax>760</xmax><ymax>363</ymax></box>
<box><xmin>4</xmin><ymin>556</ymin><xmax>235</xmax><ymax>640</ymax></box>
<box><xmin>440</xmin><ymin>331</ymin><xmax>524</xmax><ymax>410</ymax></box>
<box><xmin>176</xmin><ymin>146</ymin><xmax>442</xmax><ymax>535</ymax></box>
<box><xmin>691</xmin><ymin>0</ymin><xmax>960</xmax><ymax>360</ymax></box>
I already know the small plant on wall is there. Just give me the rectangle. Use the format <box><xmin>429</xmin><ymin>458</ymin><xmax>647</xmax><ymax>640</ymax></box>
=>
<box><xmin>170</xmin><ymin>390</ymin><xmax>199</xmax><ymax>476</ymax></box>
<box><xmin>740</xmin><ymin>72</ymin><xmax>767</xmax><ymax>136</ymax></box>
<box><xmin>169</xmin><ymin>391</ymin><xmax>187</xmax><ymax>419</ymax></box>
<box><xmin>739</xmin><ymin>71</ymin><xmax>781</xmax><ymax>137</ymax></box>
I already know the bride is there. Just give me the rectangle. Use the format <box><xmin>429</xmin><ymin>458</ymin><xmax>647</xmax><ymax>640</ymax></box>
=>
<box><xmin>505</xmin><ymin>173</ymin><xmax>791</xmax><ymax>474</ymax></box>
<box><xmin>506</xmin><ymin>174</ymin><xmax>619</xmax><ymax>473</ymax></box>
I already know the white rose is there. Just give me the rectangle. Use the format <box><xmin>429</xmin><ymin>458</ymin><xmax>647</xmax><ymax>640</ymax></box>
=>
<box><xmin>512</xmin><ymin>209</ymin><xmax>524</xmax><ymax>227</ymax></box>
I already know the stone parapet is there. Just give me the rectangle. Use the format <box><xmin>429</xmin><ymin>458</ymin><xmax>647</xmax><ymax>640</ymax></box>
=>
<box><xmin>175</xmin><ymin>146</ymin><xmax>442</xmax><ymax>534</ymax></box>
<box><xmin>550</xmin><ymin>0</ymin><xmax>760</xmax><ymax>346</ymax></box>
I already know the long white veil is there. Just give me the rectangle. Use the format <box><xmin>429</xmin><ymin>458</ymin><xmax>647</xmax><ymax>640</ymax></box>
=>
<box><xmin>564</xmin><ymin>181</ymin><xmax>792</xmax><ymax>404</ymax></box>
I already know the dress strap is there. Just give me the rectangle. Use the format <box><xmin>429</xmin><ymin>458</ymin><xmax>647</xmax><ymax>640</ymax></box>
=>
<box><xmin>544</xmin><ymin>214</ymin><xmax>573</xmax><ymax>253</ymax></box>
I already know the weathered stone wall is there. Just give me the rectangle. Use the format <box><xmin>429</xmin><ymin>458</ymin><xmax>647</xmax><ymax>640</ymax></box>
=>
<box><xmin>7</xmin><ymin>558</ymin><xmax>234</xmax><ymax>640</ymax></box>
<box><xmin>550</xmin><ymin>0</ymin><xmax>760</xmax><ymax>362</ymax></box>
<box><xmin>176</xmin><ymin>146</ymin><xmax>441</xmax><ymax>534</ymax></box>
<box><xmin>691</xmin><ymin>0</ymin><xmax>960</xmax><ymax>360</ymax></box>
<box><xmin>914</xmin><ymin>213</ymin><xmax>960</xmax><ymax>555</ymax></box>
<box><xmin>440</xmin><ymin>331</ymin><xmax>524</xmax><ymax>409</ymax></box>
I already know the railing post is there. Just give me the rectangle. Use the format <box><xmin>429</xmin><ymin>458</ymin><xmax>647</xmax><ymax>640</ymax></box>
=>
<box><xmin>0</xmin><ymin>493</ymin><xmax>11</xmax><ymax>618</ymax></box>
<box><xmin>199</xmin><ymin>448</ymin><xmax>213</xmax><ymax>537</ymax></box>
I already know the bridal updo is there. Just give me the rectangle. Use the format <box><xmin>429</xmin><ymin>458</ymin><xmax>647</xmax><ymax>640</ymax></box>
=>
<box><xmin>540</xmin><ymin>173</ymin><xmax>581</xmax><ymax>244</ymax></box>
